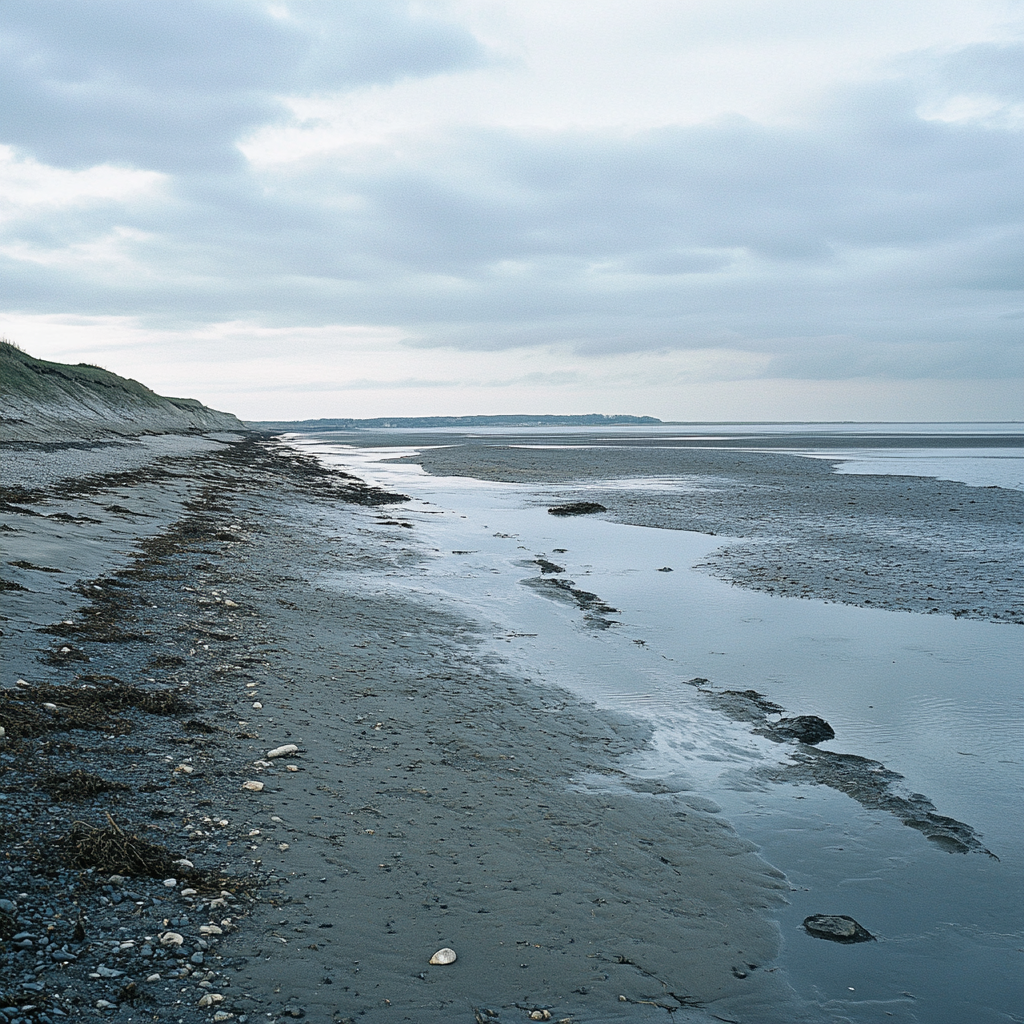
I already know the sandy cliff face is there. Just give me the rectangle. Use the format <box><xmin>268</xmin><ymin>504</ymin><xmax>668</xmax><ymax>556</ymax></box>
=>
<box><xmin>0</xmin><ymin>341</ymin><xmax>244</xmax><ymax>441</ymax></box>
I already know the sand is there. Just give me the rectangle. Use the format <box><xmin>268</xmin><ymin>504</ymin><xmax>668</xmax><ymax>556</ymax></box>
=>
<box><xmin>1</xmin><ymin>434</ymin><xmax>802</xmax><ymax>1024</ymax></box>
<box><xmin>396</xmin><ymin>434</ymin><xmax>1024</xmax><ymax>624</ymax></box>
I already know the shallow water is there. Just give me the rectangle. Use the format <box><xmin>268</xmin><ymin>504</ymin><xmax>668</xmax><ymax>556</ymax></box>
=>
<box><xmin>283</xmin><ymin>430</ymin><xmax>1024</xmax><ymax>1024</ymax></box>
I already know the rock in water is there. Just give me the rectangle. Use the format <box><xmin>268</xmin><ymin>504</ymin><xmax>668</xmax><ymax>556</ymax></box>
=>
<box><xmin>803</xmin><ymin>914</ymin><xmax>875</xmax><ymax>943</ymax></box>
<box><xmin>771</xmin><ymin>715</ymin><xmax>835</xmax><ymax>744</ymax></box>
<box><xmin>429</xmin><ymin>947</ymin><xmax>457</xmax><ymax>965</ymax></box>
<box><xmin>547</xmin><ymin>501</ymin><xmax>607</xmax><ymax>517</ymax></box>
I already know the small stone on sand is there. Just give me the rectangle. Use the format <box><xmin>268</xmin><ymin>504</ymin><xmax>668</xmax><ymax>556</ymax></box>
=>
<box><xmin>267</xmin><ymin>743</ymin><xmax>299</xmax><ymax>759</ymax></box>
<box><xmin>429</xmin><ymin>947</ymin><xmax>457</xmax><ymax>965</ymax></box>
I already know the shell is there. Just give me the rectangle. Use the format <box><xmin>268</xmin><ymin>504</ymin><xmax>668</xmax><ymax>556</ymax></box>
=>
<box><xmin>429</xmin><ymin>947</ymin><xmax>457</xmax><ymax>965</ymax></box>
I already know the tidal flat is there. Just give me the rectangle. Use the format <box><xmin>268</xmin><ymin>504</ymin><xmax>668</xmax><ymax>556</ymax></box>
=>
<box><xmin>1</xmin><ymin>426</ymin><xmax>1021</xmax><ymax>1024</ymax></box>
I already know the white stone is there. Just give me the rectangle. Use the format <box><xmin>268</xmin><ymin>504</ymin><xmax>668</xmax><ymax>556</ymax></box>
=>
<box><xmin>286</xmin><ymin>765</ymin><xmax>299</xmax><ymax>773</ymax></box>
<box><xmin>145</xmin><ymin>973</ymin><xmax>161</xmax><ymax>983</ymax></box>
<box><xmin>224</xmin><ymin>600</ymin><xmax>239</xmax><ymax>608</ymax></box>
<box><xmin>278</xmin><ymin>842</ymin><xmax>290</xmax><ymax>851</ymax></box>
<box><xmin>163</xmin><ymin>878</ymin><xmax>177</xmax><ymax>887</ymax></box>
<box><xmin>200</xmin><ymin>924</ymin><xmax>224</xmax><ymax>935</ymax></box>
<box><xmin>429</xmin><ymin>947</ymin><xmax>457</xmax><ymax>965</ymax></box>
<box><xmin>174</xmin><ymin>858</ymin><xmax>194</xmax><ymax>869</ymax></box>
<box><xmin>181</xmin><ymin>888</ymin><xmax>198</xmax><ymax>896</ymax></box>
<box><xmin>176</xmin><ymin>764</ymin><xmax>194</xmax><ymax>774</ymax></box>
<box><xmin>42</xmin><ymin>702</ymin><xmax>58</xmax><ymax>712</ymax></box>
<box><xmin>242</xmin><ymin>780</ymin><xmax>264</xmax><ymax>792</ymax></box>
<box><xmin>266</xmin><ymin>744</ymin><xmax>298</xmax><ymax>759</ymax></box>
<box><xmin>159</xmin><ymin>931</ymin><xmax>184</xmax><ymax>946</ymax></box>
<box><xmin>252</xmin><ymin>702</ymin><xmax>263</xmax><ymax>709</ymax></box>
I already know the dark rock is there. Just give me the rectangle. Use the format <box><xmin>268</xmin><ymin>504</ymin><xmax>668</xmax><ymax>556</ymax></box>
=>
<box><xmin>803</xmin><ymin>914</ymin><xmax>875</xmax><ymax>943</ymax></box>
<box><xmin>770</xmin><ymin>715</ymin><xmax>835</xmax><ymax>745</ymax></box>
<box><xmin>547</xmin><ymin>502</ymin><xmax>607</xmax><ymax>517</ymax></box>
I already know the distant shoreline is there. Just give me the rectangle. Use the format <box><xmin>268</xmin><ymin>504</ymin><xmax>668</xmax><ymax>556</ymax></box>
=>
<box><xmin>249</xmin><ymin>413</ymin><xmax>661</xmax><ymax>429</ymax></box>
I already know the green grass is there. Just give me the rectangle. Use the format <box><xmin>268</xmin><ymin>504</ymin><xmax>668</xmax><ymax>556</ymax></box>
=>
<box><xmin>0</xmin><ymin>339</ymin><xmax>204</xmax><ymax>411</ymax></box>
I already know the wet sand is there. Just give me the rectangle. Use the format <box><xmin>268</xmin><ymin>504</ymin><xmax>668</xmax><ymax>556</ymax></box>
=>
<box><xmin>395</xmin><ymin>431</ymin><xmax>1024</xmax><ymax>624</ymax></box>
<box><xmin>1</xmin><ymin>435</ymin><xmax>800</xmax><ymax>1024</ymax></box>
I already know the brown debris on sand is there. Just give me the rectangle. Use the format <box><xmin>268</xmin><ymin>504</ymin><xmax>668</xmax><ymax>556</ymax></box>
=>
<box><xmin>62</xmin><ymin>816</ymin><xmax>182</xmax><ymax>878</ymax></box>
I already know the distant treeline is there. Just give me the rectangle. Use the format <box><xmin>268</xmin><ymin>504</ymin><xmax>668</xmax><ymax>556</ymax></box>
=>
<box><xmin>251</xmin><ymin>413</ymin><xmax>662</xmax><ymax>429</ymax></box>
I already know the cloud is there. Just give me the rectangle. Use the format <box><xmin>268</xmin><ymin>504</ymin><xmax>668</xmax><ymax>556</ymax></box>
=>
<box><xmin>0</xmin><ymin>2</ymin><xmax>1021</xmax><ymax>416</ymax></box>
<box><xmin>0</xmin><ymin>0</ymin><xmax>487</xmax><ymax>171</ymax></box>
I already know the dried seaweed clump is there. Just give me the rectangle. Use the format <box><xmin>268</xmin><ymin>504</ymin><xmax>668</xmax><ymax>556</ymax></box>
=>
<box><xmin>62</xmin><ymin>818</ymin><xmax>180</xmax><ymax>878</ymax></box>
<box><xmin>0</xmin><ymin>681</ymin><xmax>195</xmax><ymax>739</ymax></box>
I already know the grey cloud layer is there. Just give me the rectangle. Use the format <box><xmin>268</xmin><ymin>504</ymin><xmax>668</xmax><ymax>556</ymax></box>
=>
<box><xmin>1</xmin><ymin>3</ymin><xmax>1021</xmax><ymax>382</ymax></box>
<box><xmin>0</xmin><ymin>0</ymin><xmax>485</xmax><ymax>170</ymax></box>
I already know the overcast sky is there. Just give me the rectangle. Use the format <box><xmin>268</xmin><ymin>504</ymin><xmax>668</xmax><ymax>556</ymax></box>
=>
<box><xmin>1</xmin><ymin>0</ymin><xmax>1022</xmax><ymax>420</ymax></box>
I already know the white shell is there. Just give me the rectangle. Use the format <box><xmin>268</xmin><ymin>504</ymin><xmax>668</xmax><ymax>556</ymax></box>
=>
<box><xmin>429</xmin><ymin>947</ymin><xmax>457</xmax><ymax>965</ymax></box>
<box><xmin>242</xmin><ymin>780</ymin><xmax>265</xmax><ymax>792</ymax></box>
<box><xmin>267</xmin><ymin>744</ymin><xmax>298</xmax><ymax>759</ymax></box>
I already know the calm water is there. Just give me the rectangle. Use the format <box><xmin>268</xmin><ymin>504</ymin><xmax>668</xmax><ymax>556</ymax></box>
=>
<box><xmin>283</xmin><ymin>426</ymin><xmax>1024</xmax><ymax>1024</ymax></box>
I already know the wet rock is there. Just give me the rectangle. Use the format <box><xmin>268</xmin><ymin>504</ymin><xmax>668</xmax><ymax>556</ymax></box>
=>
<box><xmin>803</xmin><ymin>914</ymin><xmax>875</xmax><ymax>943</ymax></box>
<box><xmin>769</xmin><ymin>715</ymin><xmax>835</xmax><ymax>745</ymax></box>
<box><xmin>547</xmin><ymin>501</ymin><xmax>607</xmax><ymax>517</ymax></box>
<box><xmin>429</xmin><ymin>947</ymin><xmax>457</xmax><ymax>965</ymax></box>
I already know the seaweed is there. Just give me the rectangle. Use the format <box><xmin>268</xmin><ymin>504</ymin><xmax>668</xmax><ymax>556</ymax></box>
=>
<box><xmin>62</xmin><ymin>816</ymin><xmax>180</xmax><ymax>877</ymax></box>
<box><xmin>41</xmin><ymin>769</ymin><xmax>130</xmax><ymax>802</ymax></box>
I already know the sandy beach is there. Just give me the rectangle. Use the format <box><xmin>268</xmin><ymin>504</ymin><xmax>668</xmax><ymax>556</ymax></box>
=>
<box><xmin>2</xmin><ymin>433</ymin><xmax>804</xmax><ymax>1024</ymax></box>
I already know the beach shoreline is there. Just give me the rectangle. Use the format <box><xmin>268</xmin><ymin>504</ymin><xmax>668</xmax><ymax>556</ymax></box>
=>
<box><xmin>1</xmin><ymin>434</ymin><xmax>801</xmax><ymax>1024</ymax></box>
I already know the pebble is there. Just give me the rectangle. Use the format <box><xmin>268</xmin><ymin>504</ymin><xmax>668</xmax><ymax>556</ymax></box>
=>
<box><xmin>200</xmin><ymin>925</ymin><xmax>224</xmax><ymax>935</ymax></box>
<box><xmin>163</xmin><ymin>878</ymin><xmax>177</xmax><ymax>888</ymax></box>
<box><xmin>198</xmin><ymin>993</ymin><xmax>224</xmax><ymax>1007</ymax></box>
<box><xmin>175</xmin><ymin>858</ymin><xmax>195</xmax><ymax>869</ymax></box>
<box><xmin>176</xmin><ymin>764</ymin><xmax>194</xmax><ymax>774</ymax></box>
<box><xmin>146</xmin><ymin>974</ymin><xmax>161</xmax><ymax>983</ymax></box>
<box><xmin>429</xmin><ymin>947</ymin><xmax>457</xmax><ymax>965</ymax></box>
<box><xmin>42</xmin><ymin>702</ymin><xmax>58</xmax><ymax>713</ymax></box>
<box><xmin>241</xmin><ymin>781</ymin><xmax>265</xmax><ymax>792</ymax></box>
<box><xmin>266</xmin><ymin>744</ymin><xmax>298</xmax><ymax>759</ymax></box>
<box><xmin>159</xmin><ymin>932</ymin><xmax>184</xmax><ymax>946</ymax></box>
<box><xmin>252</xmin><ymin>702</ymin><xmax>263</xmax><ymax>709</ymax></box>
<box><xmin>285</xmin><ymin>765</ymin><xmax>299</xmax><ymax>773</ymax></box>
<box><xmin>213</xmin><ymin>1013</ymin><xmax>233</xmax><ymax>1022</ymax></box>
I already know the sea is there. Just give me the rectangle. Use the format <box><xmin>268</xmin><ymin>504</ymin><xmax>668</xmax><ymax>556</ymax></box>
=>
<box><xmin>279</xmin><ymin>423</ymin><xmax>1023</xmax><ymax>1024</ymax></box>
